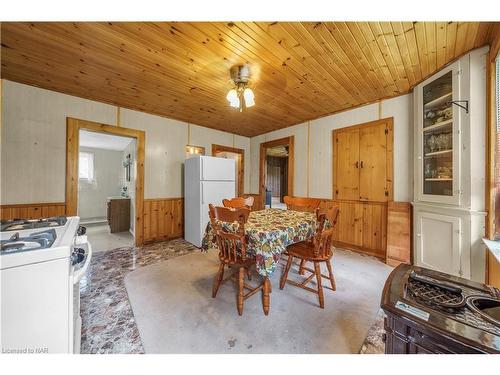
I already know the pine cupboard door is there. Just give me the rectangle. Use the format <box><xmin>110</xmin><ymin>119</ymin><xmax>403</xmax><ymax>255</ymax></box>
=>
<box><xmin>359</xmin><ymin>123</ymin><xmax>388</xmax><ymax>202</ymax></box>
<box><xmin>334</xmin><ymin>129</ymin><xmax>360</xmax><ymax>200</ymax></box>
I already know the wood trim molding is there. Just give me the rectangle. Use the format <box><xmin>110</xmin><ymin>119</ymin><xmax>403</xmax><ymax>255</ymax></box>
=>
<box><xmin>66</xmin><ymin>117</ymin><xmax>145</xmax><ymax>246</ymax></box>
<box><xmin>211</xmin><ymin>144</ymin><xmax>245</xmax><ymax>196</ymax></box>
<box><xmin>485</xmin><ymin>50</ymin><xmax>496</xmax><ymax>240</ymax></box>
<box><xmin>259</xmin><ymin>136</ymin><xmax>294</xmax><ymax>208</ymax></box>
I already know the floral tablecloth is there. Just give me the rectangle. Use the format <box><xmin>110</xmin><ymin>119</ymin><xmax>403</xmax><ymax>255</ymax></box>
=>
<box><xmin>201</xmin><ymin>209</ymin><xmax>319</xmax><ymax>277</ymax></box>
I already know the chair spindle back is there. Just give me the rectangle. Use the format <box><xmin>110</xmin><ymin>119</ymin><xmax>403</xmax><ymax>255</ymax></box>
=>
<box><xmin>283</xmin><ymin>196</ymin><xmax>321</xmax><ymax>213</ymax></box>
<box><xmin>209</xmin><ymin>204</ymin><xmax>250</xmax><ymax>264</ymax></box>
<box><xmin>313</xmin><ymin>206</ymin><xmax>340</xmax><ymax>258</ymax></box>
<box><xmin>222</xmin><ymin>196</ymin><xmax>255</xmax><ymax>210</ymax></box>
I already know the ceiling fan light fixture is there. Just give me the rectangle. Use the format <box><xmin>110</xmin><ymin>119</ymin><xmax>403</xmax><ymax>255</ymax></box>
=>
<box><xmin>226</xmin><ymin>88</ymin><xmax>237</xmax><ymax>102</ymax></box>
<box><xmin>243</xmin><ymin>88</ymin><xmax>255</xmax><ymax>107</ymax></box>
<box><xmin>230</xmin><ymin>97</ymin><xmax>240</xmax><ymax>108</ymax></box>
<box><xmin>227</xmin><ymin>64</ymin><xmax>255</xmax><ymax>111</ymax></box>
<box><xmin>226</xmin><ymin>88</ymin><xmax>240</xmax><ymax>108</ymax></box>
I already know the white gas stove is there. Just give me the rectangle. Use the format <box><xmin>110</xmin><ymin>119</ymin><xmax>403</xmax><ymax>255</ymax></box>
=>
<box><xmin>0</xmin><ymin>216</ymin><xmax>92</xmax><ymax>354</ymax></box>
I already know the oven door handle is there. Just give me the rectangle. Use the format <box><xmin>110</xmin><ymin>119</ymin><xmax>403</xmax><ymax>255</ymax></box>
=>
<box><xmin>73</xmin><ymin>241</ymin><xmax>92</xmax><ymax>284</ymax></box>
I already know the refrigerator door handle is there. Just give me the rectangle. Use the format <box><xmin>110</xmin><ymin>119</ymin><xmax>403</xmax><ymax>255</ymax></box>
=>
<box><xmin>200</xmin><ymin>157</ymin><xmax>204</xmax><ymax>180</ymax></box>
<box><xmin>201</xmin><ymin>182</ymin><xmax>204</xmax><ymax>204</ymax></box>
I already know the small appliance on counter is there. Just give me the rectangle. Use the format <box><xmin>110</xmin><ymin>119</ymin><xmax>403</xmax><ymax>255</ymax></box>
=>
<box><xmin>0</xmin><ymin>216</ymin><xmax>92</xmax><ymax>353</ymax></box>
<box><xmin>381</xmin><ymin>264</ymin><xmax>500</xmax><ymax>354</ymax></box>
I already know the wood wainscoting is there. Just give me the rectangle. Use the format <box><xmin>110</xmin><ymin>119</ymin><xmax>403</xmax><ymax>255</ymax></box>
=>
<box><xmin>318</xmin><ymin>199</ymin><xmax>387</xmax><ymax>259</ymax></box>
<box><xmin>143</xmin><ymin>198</ymin><xmax>184</xmax><ymax>243</ymax></box>
<box><xmin>0</xmin><ymin>202</ymin><xmax>66</xmax><ymax>220</ymax></box>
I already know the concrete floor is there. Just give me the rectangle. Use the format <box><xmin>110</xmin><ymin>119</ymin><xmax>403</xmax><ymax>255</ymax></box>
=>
<box><xmin>125</xmin><ymin>248</ymin><xmax>392</xmax><ymax>353</ymax></box>
<box><xmin>86</xmin><ymin>224</ymin><xmax>134</xmax><ymax>253</ymax></box>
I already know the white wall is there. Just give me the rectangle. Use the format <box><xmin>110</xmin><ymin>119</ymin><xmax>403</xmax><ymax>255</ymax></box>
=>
<box><xmin>250</xmin><ymin>94</ymin><xmax>413</xmax><ymax>202</ymax></box>
<box><xmin>1</xmin><ymin>80</ymin><xmax>116</xmax><ymax>204</ymax></box>
<box><xmin>1</xmin><ymin>80</ymin><xmax>252</xmax><ymax>205</ymax></box>
<box><xmin>78</xmin><ymin>146</ymin><xmax>124</xmax><ymax>220</ymax></box>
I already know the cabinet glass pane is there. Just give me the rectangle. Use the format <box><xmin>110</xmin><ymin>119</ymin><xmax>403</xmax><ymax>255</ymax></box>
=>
<box><xmin>422</xmin><ymin>71</ymin><xmax>453</xmax><ymax>196</ymax></box>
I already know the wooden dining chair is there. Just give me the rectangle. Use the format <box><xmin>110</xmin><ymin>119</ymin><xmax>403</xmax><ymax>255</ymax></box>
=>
<box><xmin>209</xmin><ymin>204</ymin><xmax>264</xmax><ymax>315</ymax></box>
<box><xmin>283</xmin><ymin>196</ymin><xmax>321</xmax><ymax>213</ymax></box>
<box><xmin>279</xmin><ymin>206</ymin><xmax>340</xmax><ymax>308</ymax></box>
<box><xmin>222</xmin><ymin>196</ymin><xmax>255</xmax><ymax>210</ymax></box>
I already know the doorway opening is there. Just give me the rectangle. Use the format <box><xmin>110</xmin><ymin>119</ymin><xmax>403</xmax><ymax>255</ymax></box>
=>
<box><xmin>212</xmin><ymin>144</ymin><xmax>244</xmax><ymax>196</ymax></box>
<box><xmin>265</xmin><ymin>145</ymin><xmax>289</xmax><ymax>209</ymax></box>
<box><xmin>77</xmin><ymin>130</ymin><xmax>136</xmax><ymax>252</ymax></box>
<box><xmin>259</xmin><ymin>136</ymin><xmax>294</xmax><ymax>209</ymax></box>
<box><xmin>66</xmin><ymin>118</ymin><xmax>145</xmax><ymax>247</ymax></box>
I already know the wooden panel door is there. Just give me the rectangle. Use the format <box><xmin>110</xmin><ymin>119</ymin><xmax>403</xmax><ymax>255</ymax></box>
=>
<box><xmin>334</xmin><ymin>129</ymin><xmax>360</xmax><ymax>200</ymax></box>
<box><xmin>359</xmin><ymin>123</ymin><xmax>388</xmax><ymax>202</ymax></box>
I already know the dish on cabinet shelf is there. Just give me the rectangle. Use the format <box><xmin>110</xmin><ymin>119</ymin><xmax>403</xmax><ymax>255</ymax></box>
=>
<box><xmin>423</xmin><ymin>91</ymin><xmax>452</xmax><ymax>109</ymax></box>
<box><xmin>424</xmin><ymin>132</ymin><xmax>452</xmax><ymax>153</ymax></box>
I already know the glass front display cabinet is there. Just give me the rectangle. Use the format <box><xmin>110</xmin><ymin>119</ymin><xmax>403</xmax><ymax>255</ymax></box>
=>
<box><xmin>417</xmin><ymin>61</ymin><xmax>461</xmax><ymax>206</ymax></box>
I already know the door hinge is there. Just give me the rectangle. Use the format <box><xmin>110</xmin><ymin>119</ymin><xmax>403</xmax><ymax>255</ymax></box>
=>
<box><xmin>385</xmin><ymin>128</ymin><xmax>389</xmax><ymax>135</ymax></box>
<box><xmin>335</xmin><ymin>189</ymin><xmax>339</xmax><ymax>195</ymax></box>
<box><xmin>385</xmin><ymin>191</ymin><xmax>389</xmax><ymax>197</ymax></box>
<box><xmin>336</xmin><ymin>138</ymin><xmax>338</xmax><ymax>143</ymax></box>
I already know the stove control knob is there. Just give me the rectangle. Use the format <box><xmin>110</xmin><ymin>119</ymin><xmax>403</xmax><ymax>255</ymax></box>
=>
<box><xmin>71</xmin><ymin>247</ymin><xmax>85</xmax><ymax>265</ymax></box>
<box><xmin>77</xmin><ymin>226</ymin><xmax>87</xmax><ymax>236</ymax></box>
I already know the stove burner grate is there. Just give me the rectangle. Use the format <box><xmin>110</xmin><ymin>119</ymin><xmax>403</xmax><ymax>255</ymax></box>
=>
<box><xmin>0</xmin><ymin>229</ymin><xmax>57</xmax><ymax>254</ymax></box>
<box><xmin>0</xmin><ymin>216</ymin><xmax>67</xmax><ymax>232</ymax></box>
<box><xmin>406</xmin><ymin>278</ymin><xmax>500</xmax><ymax>336</ymax></box>
<box><xmin>407</xmin><ymin>278</ymin><xmax>465</xmax><ymax>310</ymax></box>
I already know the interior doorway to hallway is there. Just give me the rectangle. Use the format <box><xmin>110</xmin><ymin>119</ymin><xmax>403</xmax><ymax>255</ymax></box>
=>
<box><xmin>259</xmin><ymin>136</ymin><xmax>294</xmax><ymax>210</ymax></box>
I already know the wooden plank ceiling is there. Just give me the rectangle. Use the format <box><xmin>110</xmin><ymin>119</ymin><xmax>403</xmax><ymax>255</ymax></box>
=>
<box><xmin>1</xmin><ymin>22</ymin><xmax>497</xmax><ymax>137</ymax></box>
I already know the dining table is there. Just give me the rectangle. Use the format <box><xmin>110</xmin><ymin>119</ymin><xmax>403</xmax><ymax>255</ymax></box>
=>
<box><xmin>201</xmin><ymin>208</ymin><xmax>322</xmax><ymax>315</ymax></box>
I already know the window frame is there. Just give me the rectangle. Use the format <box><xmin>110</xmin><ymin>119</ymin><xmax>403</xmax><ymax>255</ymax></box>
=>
<box><xmin>78</xmin><ymin>151</ymin><xmax>95</xmax><ymax>182</ymax></box>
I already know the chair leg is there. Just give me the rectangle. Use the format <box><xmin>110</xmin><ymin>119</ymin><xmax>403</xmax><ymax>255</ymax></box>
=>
<box><xmin>314</xmin><ymin>262</ymin><xmax>325</xmax><ymax>308</ymax></box>
<box><xmin>299</xmin><ymin>259</ymin><xmax>306</xmax><ymax>275</ymax></box>
<box><xmin>280</xmin><ymin>255</ymin><xmax>294</xmax><ymax>290</ymax></box>
<box><xmin>237</xmin><ymin>267</ymin><xmax>245</xmax><ymax>316</ymax></box>
<box><xmin>212</xmin><ymin>262</ymin><xmax>225</xmax><ymax>298</ymax></box>
<box><xmin>326</xmin><ymin>259</ymin><xmax>336</xmax><ymax>291</ymax></box>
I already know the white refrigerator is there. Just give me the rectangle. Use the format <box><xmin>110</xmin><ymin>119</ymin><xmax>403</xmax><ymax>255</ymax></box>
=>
<box><xmin>184</xmin><ymin>155</ymin><xmax>236</xmax><ymax>247</ymax></box>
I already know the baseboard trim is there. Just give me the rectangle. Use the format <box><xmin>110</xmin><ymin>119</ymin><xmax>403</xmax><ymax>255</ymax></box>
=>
<box><xmin>332</xmin><ymin>240</ymin><xmax>386</xmax><ymax>260</ymax></box>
